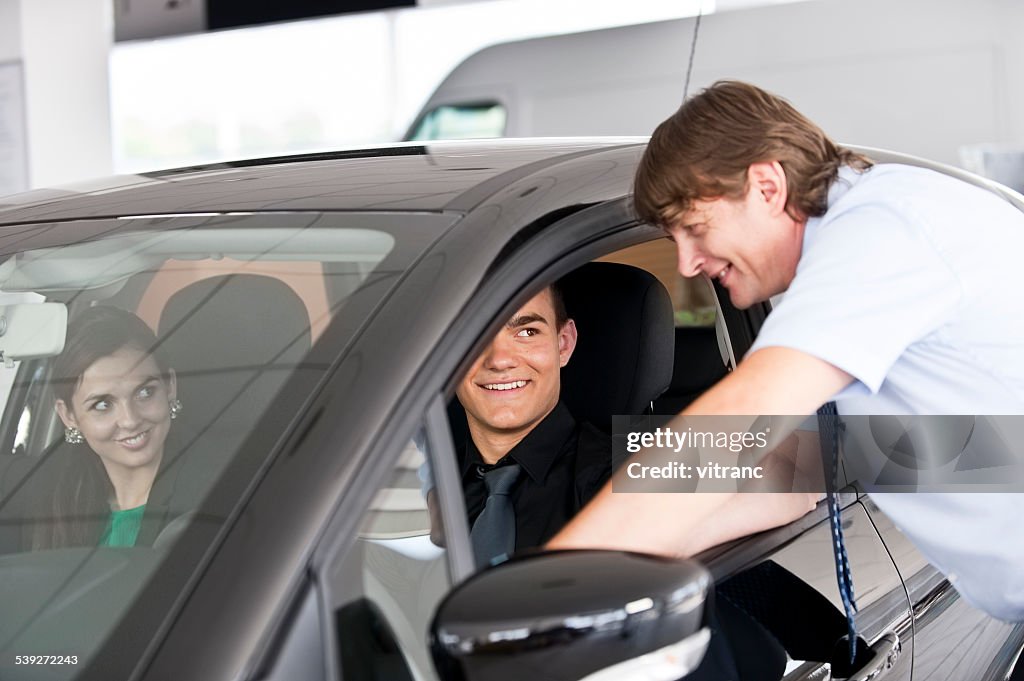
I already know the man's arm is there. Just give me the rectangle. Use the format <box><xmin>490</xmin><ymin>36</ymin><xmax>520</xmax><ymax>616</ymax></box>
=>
<box><xmin>686</xmin><ymin>346</ymin><xmax>853</xmax><ymax>416</ymax></box>
<box><xmin>547</xmin><ymin>346</ymin><xmax>853</xmax><ymax>557</ymax></box>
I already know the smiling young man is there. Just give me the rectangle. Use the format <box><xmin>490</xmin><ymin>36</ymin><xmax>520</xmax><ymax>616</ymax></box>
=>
<box><xmin>454</xmin><ymin>284</ymin><xmax>610</xmax><ymax>566</ymax></box>
<box><xmin>549</xmin><ymin>81</ymin><xmax>1024</xmax><ymax>623</ymax></box>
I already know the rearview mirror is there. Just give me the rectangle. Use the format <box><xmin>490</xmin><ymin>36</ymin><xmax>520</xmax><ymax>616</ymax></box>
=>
<box><xmin>0</xmin><ymin>303</ymin><xmax>67</xmax><ymax>367</ymax></box>
<box><xmin>430</xmin><ymin>550</ymin><xmax>711</xmax><ymax>681</ymax></box>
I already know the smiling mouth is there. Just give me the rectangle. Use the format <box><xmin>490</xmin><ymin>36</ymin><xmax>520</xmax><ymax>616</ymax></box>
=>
<box><xmin>118</xmin><ymin>430</ymin><xmax>150</xmax><ymax>447</ymax></box>
<box><xmin>481</xmin><ymin>380</ymin><xmax>528</xmax><ymax>391</ymax></box>
<box><xmin>715</xmin><ymin>264</ymin><xmax>731</xmax><ymax>283</ymax></box>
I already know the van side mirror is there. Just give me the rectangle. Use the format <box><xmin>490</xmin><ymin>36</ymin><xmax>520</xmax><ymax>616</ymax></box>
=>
<box><xmin>430</xmin><ymin>550</ymin><xmax>711</xmax><ymax>681</ymax></box>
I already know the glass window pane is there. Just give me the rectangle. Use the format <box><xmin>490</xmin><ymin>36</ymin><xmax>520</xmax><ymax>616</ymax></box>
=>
<box><xmin>331</xmin><ymin>425</ymin><xmax>449</xmax><ymax>681</ymax></box>
<box><xmin>0</xmin><ymin>213</ymin><xmax>441</xmax><ymax>680</ymax></box>
<box><xmin>408</xmin><ymin>102</ymin><xmax>507</xmax><ymax>141</ymax></box>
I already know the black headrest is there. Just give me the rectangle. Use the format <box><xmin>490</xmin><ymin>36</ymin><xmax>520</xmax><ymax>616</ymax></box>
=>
<box><xmin>558</xmin><ymin>262</ymin><xmax>674</xmax><ymax>433</ymax></box>
<box><xmin>669</xmin><ymin>327</ymin><xmax>727</xmax><ymax>394</ymax></box>
<box><xmin>157</xmin><ymin>274</ymin><xmax>312</xmax><ymax>438</ymax></box>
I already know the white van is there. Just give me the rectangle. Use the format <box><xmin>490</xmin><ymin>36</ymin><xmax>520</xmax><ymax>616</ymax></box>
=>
<box><xmin>406</xmin><ymin>0</ymin><xmax>1024</xmax><ymax>168</ymax></box>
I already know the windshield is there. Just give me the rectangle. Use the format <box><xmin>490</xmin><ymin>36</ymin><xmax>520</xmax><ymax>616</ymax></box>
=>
<box><xmin>0</xmin><ymin>212</ymin><xmax>451</xmax><ymax>679</ymax></box>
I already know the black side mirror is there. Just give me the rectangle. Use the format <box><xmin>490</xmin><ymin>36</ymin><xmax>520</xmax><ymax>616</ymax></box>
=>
<box><xmin>430</xmin><ymin>550</ymin><xmax>711</xmax><ymax>681</ymax></box>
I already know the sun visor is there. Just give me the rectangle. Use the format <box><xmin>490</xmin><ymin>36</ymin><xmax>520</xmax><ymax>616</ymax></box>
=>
<box><xmin>0</xmin><ymin>303</ymin><xmax>68</xmax><ymax>367</ymax></box>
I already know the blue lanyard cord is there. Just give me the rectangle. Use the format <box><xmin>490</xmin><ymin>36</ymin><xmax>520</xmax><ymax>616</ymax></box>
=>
<box><xmin>817</xmin><ymin>403</ymin><xmax>858</xmax><ymax>665</ymax></box>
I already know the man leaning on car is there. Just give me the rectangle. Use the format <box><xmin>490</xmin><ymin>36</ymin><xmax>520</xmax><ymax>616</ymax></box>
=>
<box><xmin>550</xmin><ymin>80</ymin><xmax>1024</xmax><ymax>626</ymax></box>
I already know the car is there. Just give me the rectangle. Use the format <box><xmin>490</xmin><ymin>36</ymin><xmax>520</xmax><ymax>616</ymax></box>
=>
<box><xmin>0</xmin><ymin>139</ymin><xmax>1021</xmax><ymax>681</ymax></box>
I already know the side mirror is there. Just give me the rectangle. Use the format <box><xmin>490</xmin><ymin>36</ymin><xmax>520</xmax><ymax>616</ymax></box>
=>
<box><xmin>430</xmin><ymin>550</ymin><xmax>711</xmax><ymax>681</ymax></box>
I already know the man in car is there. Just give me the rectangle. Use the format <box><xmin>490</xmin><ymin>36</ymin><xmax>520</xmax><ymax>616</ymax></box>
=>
<box><xmin>430</xmin><ymin>283</ymin><xmax>610</xmax><ymax>567</ymax></box>
<box><xmin>549</xmin><ymin>80</ymin><xmax>1024</xmax><ymax>623</ymax></box>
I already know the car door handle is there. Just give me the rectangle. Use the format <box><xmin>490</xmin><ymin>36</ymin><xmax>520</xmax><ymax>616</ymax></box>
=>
<box><xmin>784</xmin><ymin>633</ymin><xmax>902</xmax><ymax>681</ymax></box>
<box><xmin>840</xmin><ymin>633</ymin><xmax>903</xmax><ymax>681</ymax></box>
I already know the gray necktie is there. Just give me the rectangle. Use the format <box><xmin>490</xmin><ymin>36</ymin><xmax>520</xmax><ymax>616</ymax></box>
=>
<box><xmin>470</xmin><ymin>463</ymin><xmax>522</xmax><ymax>568</ymax></box>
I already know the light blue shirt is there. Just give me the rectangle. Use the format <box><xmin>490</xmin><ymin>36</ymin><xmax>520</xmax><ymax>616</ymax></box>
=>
<box><xmin>751</xmin><ymin>164</ymin><xmax>1024</xmax><ymax>621</ymax></box>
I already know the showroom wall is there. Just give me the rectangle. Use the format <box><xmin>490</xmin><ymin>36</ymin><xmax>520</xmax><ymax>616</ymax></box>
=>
<box><xmin>108</xmin><ymin>0</ymin><xmax>711</xmax><ymax>173</ymax></box>
<box><xmin>0</xmin><ymin>0</ymin><xmax>112</xmax><ymax>192</ymax></box>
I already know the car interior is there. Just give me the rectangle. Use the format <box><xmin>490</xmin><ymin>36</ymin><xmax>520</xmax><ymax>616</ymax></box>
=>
<box><xmin>0</xmin><ymin>230</ymin><xmax>391</xmax><ymax>678</ymax></box>
<box><xmin>335</xmin><ymin>238</ymin><xmax>741</xmax><ymax>681</ymax></box>
<box><xmin>0</xmin><ymin>264</ymin><xmax>332</xmax><ymax>550</ymax></box>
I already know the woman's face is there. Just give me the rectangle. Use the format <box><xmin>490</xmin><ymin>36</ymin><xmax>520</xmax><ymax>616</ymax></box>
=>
<box><xmin>56</xmin><ymin>346</ymin><xmax>176</xmax><ymax>484</ymax></box>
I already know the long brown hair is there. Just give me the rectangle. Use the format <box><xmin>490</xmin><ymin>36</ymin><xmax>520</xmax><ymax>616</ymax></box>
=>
<box><xmin>32</xmin><ymin>307</ymin><xmax>171</xmax><ymax>550</ymax></box>
<box><xmin>634</xmin><ymin>80</ymin><xmax>872</xmax><ymax>228</ymax></box>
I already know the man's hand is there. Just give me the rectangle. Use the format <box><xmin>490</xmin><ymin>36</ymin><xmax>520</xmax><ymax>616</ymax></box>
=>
<box><xmin>741</xmin><ymin>430</ymin><xmax>824</xmax><ymax>494</ymax></box>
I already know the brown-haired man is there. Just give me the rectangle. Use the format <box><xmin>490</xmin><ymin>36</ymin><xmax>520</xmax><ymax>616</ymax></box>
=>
<box><xmin>551</xmin><ymin>81</ymin><xmax>1024</xmax><ymax>623</ymax></box>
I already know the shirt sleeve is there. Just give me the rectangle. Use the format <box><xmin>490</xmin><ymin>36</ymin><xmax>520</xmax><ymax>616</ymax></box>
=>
<box><xmin>750</xmin><ymin>202</ymin><xmax>962</xmax><ymax>395</ymax></box>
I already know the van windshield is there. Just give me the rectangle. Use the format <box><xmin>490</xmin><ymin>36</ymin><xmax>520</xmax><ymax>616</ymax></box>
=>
<box><xmin>0</xmin><ymin>211</ymin><xmax>450</xmax><ymax>680</ymax></box>
<box><xmin>407</xmin><ymin>102</ymin><xmax>507</xmax><ymax>141</ymax></box>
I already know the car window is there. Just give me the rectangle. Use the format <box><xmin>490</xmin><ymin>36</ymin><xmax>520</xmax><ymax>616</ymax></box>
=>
<box><xmin>407</xmin><ymin>102</ymin><xmax>507</xmax><ymax>141</ymax></box>
<box><xmin>0</xmin><ymin>213</ymin><xmax>449</xmax><ymax>680</ymax></box>
<box><xmin>328</xmin><ymin>424</ymin><xmax>450</xmax><ymax>681</ymax></box>
<box><xmin>594</xmin><ymin>240</ymin><xmax>726</xmax><ymax>413</ymax></box>
<box><xmin>596</xmin><ymin>239</ymin><xmax>716</xmax><ymax>327</ymax></box>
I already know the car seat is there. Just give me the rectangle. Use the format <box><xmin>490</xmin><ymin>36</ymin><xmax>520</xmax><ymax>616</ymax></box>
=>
<box><xmin>145</xmin><ymin>274</ymin><xmax>313</xmax><ymax>531</ymax></box>
<box><xmin>652</xmin><ymin>326</ymin><xmax>729</xmax><ymax>414</ymax></box>
<box><xmin>157</xmin><ymin>273</ymin><xmax>313</xmax><ymax>445</ymax></box>
<box><xmin>557</xmin><ymin>261</ymin><xmax>674</xmax><ymax>434</ymax></box>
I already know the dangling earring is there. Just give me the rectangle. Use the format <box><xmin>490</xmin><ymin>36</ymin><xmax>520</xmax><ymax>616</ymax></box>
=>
<box><xmin>64</xmin><ymin>427</ymin><xmax>83</xmax><ymax>444</ymax></box>
<box><xmin>169</xmin><ymin>398</ymin><xmax>183</xmax><ymax>420</ymax></box>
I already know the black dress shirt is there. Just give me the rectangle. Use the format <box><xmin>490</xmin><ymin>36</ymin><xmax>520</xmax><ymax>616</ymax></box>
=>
<box><xmin>460</xmin><ymin>401</ymin><xmax>611</xmax><ymax>551</ymax></box>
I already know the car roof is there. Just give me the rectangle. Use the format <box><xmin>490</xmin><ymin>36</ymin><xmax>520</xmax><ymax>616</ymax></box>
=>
<box><xmin>0</xmin><ymin>139</ymin><xmax>645</xmax><ymax>226</ymax></box>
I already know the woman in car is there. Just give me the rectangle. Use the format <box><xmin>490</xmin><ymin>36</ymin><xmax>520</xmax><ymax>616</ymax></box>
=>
<box><xmin>31</xmin><ymin>306</ymin><xmax>183</xmax><ymax>549</ymax></box>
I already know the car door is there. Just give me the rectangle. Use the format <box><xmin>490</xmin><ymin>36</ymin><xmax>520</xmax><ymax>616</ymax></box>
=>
<box><xmin>310</xmin><ymin>402</ymin><xmax>468</xmax><ymax>681</ymax></box>
<box><xmin>368</xmin><ymin>221</ymin><xmax>906</xmax><ymax>681</ymax></box>
<box><xmin>265</xmin><ymin>201</ymin><xmax>909</xmax><ymax>681</ymax></box>
<box><xmin>273</xmin><ymin>203</ymin><xmax>654</xmax><ymax>681</ymax></box>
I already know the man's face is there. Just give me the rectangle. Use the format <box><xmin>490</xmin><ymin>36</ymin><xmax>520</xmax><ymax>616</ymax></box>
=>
<box><xmin>665</xmin><ymin>163</ymin><xmax>805</xmax><ymax>309</ymax></box>
<box><xmin>457</xmin><ymin>289</ymin><xmax>577</xmax><ymax>442</ymax></box>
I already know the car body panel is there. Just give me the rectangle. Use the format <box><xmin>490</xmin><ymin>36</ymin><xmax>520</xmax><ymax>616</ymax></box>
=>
<box><xmin>0</xmin><ymin>140</ymin><xmax>641</xmax><ymax>226</ymax></box>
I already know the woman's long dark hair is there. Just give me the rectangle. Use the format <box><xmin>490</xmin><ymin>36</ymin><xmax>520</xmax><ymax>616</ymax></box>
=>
<box><xmin>32</xmin><ymin>307</ymin><xmax>171</xmax><ymax>550</ymax></box>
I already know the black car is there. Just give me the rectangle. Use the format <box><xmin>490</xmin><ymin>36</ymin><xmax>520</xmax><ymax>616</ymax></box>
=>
<box><xmin>0</xmin><ymin>139</ymin><xmax>1020</xmax><ymax>681</ymax></box>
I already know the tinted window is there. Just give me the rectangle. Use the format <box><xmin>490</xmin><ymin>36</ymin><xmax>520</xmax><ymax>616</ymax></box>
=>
<box><xmin>329</xmin><ymin>425</ymin><xmax>450</xmax><ymax>681</ymax></box>
<box><xmin>0</xmin><ymin>212</ymin><xmax>451</xmax><ymax>680</ymax></box>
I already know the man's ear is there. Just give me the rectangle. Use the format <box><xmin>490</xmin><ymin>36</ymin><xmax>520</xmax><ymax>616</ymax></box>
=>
<box><xmin>747</xmin><ymin>161</ymin><xmax>789</xmax><ymax>217</ymax></box>
<box><xmin>558</xmin><ymin>319</ymin><xmax>578</xmax><ymax>367</ymax></box>
<box><xmin>55</xmin><ymin>399</ymin><xmax>77</xmax><ymax>430</ymax></box>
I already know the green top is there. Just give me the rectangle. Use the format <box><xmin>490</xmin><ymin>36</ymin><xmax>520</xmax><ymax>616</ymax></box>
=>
<box><xmin>100</xmin><ymin>504</ymin><xmax>146</xmax><ymax>547</ymax></box>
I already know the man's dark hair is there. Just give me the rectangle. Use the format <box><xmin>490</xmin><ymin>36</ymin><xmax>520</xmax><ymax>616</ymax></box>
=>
<box><xmin>549</xmin><ymin>280</ymin><xmax>569</xmax><ymax>329</ymax></box>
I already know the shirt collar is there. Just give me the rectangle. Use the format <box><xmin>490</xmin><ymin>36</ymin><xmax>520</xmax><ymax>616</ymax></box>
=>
<box><xmin>802</xmin><ymin>164</ymin><xmax>869</xmax><ymax>256</ymax></box>
<box><xmin>461</xmin><ymin>401</ymin><xmax>577</xmax><ymax>483</ymax></box>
